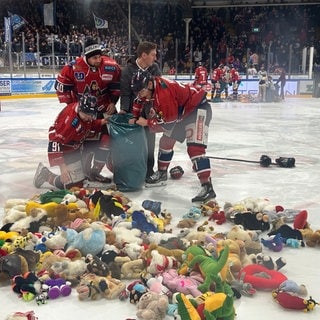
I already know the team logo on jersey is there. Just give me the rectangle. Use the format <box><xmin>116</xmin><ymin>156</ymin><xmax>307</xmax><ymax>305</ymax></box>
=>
<box><xmin>102</xmin><ymin>74</ymin><xmax>113</xmax><ymax>81</ymax></box>
<box><xmin>74</xmin><ymin>72</ymin><xmax>85</xmax><ymax>81</ymax></box>
<box><xmin>104</xmin><ymin>66</ymin><xmax>116</xmax><ymax>72</ymax></box>
<box><xmin>71</xmin><ymin>117</ymin><xmax>80</xmax><ymax>127</ymax></box>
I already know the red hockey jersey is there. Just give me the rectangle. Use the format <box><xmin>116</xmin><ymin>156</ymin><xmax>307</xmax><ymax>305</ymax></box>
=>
<box><xmin>55</xmin><ymin>55</ymin><xmax>121</xmax><ymax>112</ymax></box>
<box><xmin>194</xmin><ymin>66</ymin><xmax>208</xmax><ymax>86</ymax></box>
<box><xmin>230</xmin><ymin>67</ymin><xmax>241</xmax><ymax>82</ymax></box>
<box><xmin>132</xmin><ymin>77</ymin><xmax>207</xmax><ymax>132</ymax></box>
<box><xmin>48</xmin><ymin>102</ymin><xmax>105</xmax><ymax>166</ymax></box>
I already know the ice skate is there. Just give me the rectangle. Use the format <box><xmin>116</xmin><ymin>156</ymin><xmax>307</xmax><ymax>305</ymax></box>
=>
<box><xmin>87</xmin><ymin>167</ymin><xmax>112</xmax><ymax>183</ymax></box>
<box><xmin>145</xmin><ymin>170</ymin><xmax>168</xmax><ymax>187</ymax></box>
<box><xmin>83</xmin><ymin>155</ymin><xmax>112</xmax><ymax>183</ymax></box>
<box><xmin>33</xmin><ymin>162</ymin><xmax>49</xmax><ymax>188</ymax></box>
<box><xmin>192</xmin><ymin>180</ymin><xmax>216</xmax><ymax>203</ymax></box>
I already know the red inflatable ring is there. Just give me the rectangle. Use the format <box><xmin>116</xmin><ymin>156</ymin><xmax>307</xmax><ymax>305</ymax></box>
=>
<box><xmin>239</xmin><ymin>264</ymin><xmax>287</xmax><ymax>290</ymax></box>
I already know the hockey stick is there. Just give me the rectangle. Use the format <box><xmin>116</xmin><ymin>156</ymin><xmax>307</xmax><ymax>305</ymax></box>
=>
<box><xmin>207</xmin><ymin>155</ymin><xmax>295</xmax><ymax>168</ymax></box>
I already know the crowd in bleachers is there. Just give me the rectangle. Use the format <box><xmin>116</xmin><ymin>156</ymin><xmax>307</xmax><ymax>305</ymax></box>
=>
<box><xmin>0</xmin><ymin>0</ymin><xmax>319</xmax><ymax>74</ymax></box>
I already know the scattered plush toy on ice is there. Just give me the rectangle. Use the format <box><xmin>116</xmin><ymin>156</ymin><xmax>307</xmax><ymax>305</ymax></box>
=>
<box><xmin>272</xmin><ymin>290</ymin><xmax>319</xmax><ymax>312</ymax></box>
<box><xmin>174</xmin><ymin>274</ymin><xmax>235</xmax><ymax>320</ymax></box>
<box><xmin>76</xmin><ymin>273</ymin><xmax>126</xmax><ymax>300</ymax></box>
<box><xmin>136</xmin><ymin>291</ymin><xmax>169</xmax><ymax>320</ymax></box>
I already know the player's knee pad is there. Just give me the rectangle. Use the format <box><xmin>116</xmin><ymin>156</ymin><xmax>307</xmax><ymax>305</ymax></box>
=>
<box><xmin>66</xmin><ymin>160</ymin><xmax>85</xmax><ymax>184</ymax></box>
<box><xmin>186</xmin><ymin>110</ymin><xmax>210</xmax><ymax>146</ymax></box>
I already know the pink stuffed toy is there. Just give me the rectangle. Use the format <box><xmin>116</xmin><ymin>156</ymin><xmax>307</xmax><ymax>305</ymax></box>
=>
<box><xmin>162</xmin><ymin>268</ymin><xmax>203</xmax><ymax>297</ymax></box>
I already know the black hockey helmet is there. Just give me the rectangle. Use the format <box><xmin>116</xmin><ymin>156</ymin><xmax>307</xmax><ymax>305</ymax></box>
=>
<box><xmin>84</xmin><ymin>37</ymin><xmax>102</xmax><ymax>59</ymax></box>
<box><xmin>131</xmin><ymin>70</ymin><xmax>154</xmax><ymax>93</ymax></box>
<box><xmin>78</xmin><ymin>95</ymin><xmax>97</xmax><ymax>117</ymax></box>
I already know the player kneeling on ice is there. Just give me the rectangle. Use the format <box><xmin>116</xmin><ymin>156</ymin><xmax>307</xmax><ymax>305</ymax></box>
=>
<box><xmin>130</xmin><ymin>71</ymin><xmax>216</xmax><ymax>203</ymax></box>
<box><xmin>33</xmin><ymin>95</ymin><xmax>111</xmax><ymax>190</ymax></box>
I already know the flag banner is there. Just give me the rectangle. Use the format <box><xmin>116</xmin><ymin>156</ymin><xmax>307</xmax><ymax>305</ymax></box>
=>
<box><xmin>4</xmin><ymin>17</ymin><xmax>12</xmax><ymax>42</ymax></box>
<box><xmin>8</xmin><ymin>12</ymin><xmax>26</xmax><ymax>31</ymax></box>
<box><xmin>93</xmin><ymin>13</ymin><xmax>108</xmax><ymax>29</ymax></box>
<box><xmin>44</xmin><ymin>1</ymin><xmax>56</xmax><ymax>26</ymax></box>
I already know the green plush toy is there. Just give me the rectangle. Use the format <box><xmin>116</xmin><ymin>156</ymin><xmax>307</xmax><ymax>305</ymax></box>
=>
<box><xmin>175</xmin><ymin>274</ymin><xmax>235</xmax><ymax>320</ymax></box>
<box><xmin>184</xmin><ymin>245</ymin><xmax>230</xmax><ymax>293</ymax></box>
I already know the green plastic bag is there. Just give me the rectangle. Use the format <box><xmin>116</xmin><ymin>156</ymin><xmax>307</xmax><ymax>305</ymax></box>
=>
<box><xmin>108</xmin><ymin>114</ymin><xmax>147</xmax><ymax>192</ymax></box>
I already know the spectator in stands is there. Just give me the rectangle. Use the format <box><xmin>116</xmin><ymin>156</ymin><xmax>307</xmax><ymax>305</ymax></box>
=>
<box><xmin>70</xmin><ymin>37</ymin><xmax>83</xmax><ymax>57</ymax></box>
<box><xmin>169</xmin><ymin>64</ymin><xmax>176</xmax><ymax>75</ymax></box>
<box><xmin>247</xmin><ymin>64</ymin><xmax>258</xmax><ymax>75</ymax></box>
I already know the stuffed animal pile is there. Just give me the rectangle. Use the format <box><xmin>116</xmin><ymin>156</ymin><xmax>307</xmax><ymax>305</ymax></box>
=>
<box><xmin>1</xmin><ymin>190</ymin><xmax>319</xmax><ymax>319</ymax></box>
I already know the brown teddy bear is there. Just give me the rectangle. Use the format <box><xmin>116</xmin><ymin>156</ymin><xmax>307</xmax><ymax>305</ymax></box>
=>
<box><xmin>76</xmin><ymin>273</ymin><xmax>126</xmax><ymax>300</ymax></box>
<box><xmin>140</xmin><ymin>243</ymin><xmax>185</xmax><ymax>263</ymax></box>
<box><xmin>305</xmin><ymin>229</ymin><xmax>320</xmax><ymax>247</ymax></box>
<box><xmin>136</xmin><ymin>291</ymin><xmax>169</xmax><ymax>320</ymax></box>
<box><xmin>216</xmin><ymin>238</ymin><xmax>242</xmax><ymax>281</ymax></box>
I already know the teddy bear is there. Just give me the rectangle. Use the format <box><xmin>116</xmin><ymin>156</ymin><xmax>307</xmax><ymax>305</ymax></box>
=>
<box><xmin>2</xmin><ymin>200</ymin><xmax>28</xmax><ymax>225</ymax></box>
<box><xmin>121</xmin><ymin>258</ymin><xmax>145</xmax><ymax>279</ymax></box>
<box><xmin>76</xmin><ymin>273</ymin><xmax>126</xmax><ymax>300</ymax></box>
<box><xmin>146</xmin><ymin>250</ymin><xmax>180</xmax><ymax>275</ymax></box>
<box><xmin>136</xmin><ymin>291</ymin><xmax>169</xmax><ymax>320</ymax></box>
<box><xmin>141</xmin><ymin>243</ymin><xmax>184</xmax><ymax>263</ymax></box>
<box><xmin>3</xmin><ymin>208</ymin><xmax>48</xmax><ymax>233</ymax></box>
<box><xmin>50</xmin><ymin>258</ymin><xmax>87</xmax><ymax>284</ymax></box>
<box><xmin>65</xmin><ymin>223</ymin><xmax>106</xmax><ymax>256</ymax></box>
<box><xmin>216</xmin><ymin>238</ymin><xmax>242</xmax><ymax>281</ymax></box>
<box><xmin>303</xmin><ymin>229</ymin><xmax>320</xmax><ymax>247</ymax></box>
<box><xmin>113</xmin><ymin>226</ymin><xmax>143</xmax><ymax>247</ymax></box>
<box><xmin>226</xmin><ymin>225</ymin><xmax>262</xmax><ymax>255</ymax></box>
